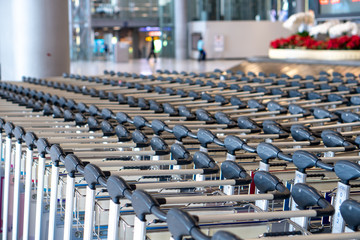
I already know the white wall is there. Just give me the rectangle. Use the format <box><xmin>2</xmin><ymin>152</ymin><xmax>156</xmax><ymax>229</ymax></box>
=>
<box><xmin>188</xmin><ymin>21</ymin><xmax>291</xmax><ymax>59</ymax></box>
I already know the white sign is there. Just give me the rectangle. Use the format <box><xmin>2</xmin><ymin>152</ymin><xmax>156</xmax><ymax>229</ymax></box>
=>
<box><xmin>214</xmin><ymin>34</ymin><xmax>224</xmax><ymax>52</ymax></box>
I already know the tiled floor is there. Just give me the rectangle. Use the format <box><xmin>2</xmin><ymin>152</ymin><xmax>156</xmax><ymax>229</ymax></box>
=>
<box><xmin>70</xmin><ymin>58</ymin><xmax>242</xmax><ymax>76</ymax></box>
<box><xmin>71</xmin><ymin>58</ymin><xmax>360</xmax><ymax>77</ymax></box>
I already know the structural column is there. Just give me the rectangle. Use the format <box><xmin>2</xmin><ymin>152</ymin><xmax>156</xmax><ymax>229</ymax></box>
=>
<box><xmin>132</xmin><ymin>29</ymin><xmax>140</xmax><ymax>59</ymax></box>
<box><xmin>174</xmin><ymin>0</ymin><xmax>187</xmax><ymax>60</ymax></box>
<box><xmin>0</xmin><ymin>0</ymin><xmax>70</xmax><ymax>81</ymax></box>
<box><xmin>295</xmin><ymin>0</ymin><xmax>306</xmax><ymax>13</ymax></box>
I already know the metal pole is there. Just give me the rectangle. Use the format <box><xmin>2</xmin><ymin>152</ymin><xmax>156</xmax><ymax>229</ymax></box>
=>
<box><xmin>2</xmin><ymin>137</ymin><xmax>12</xmax><ymax>240</ymax></box>
<box><xmin>107</xmin><ymin>201</ymin><xmax>120</xmax><ymax>240</ymax></box>
<box><xmin>0</xmin><ymin>134</ymin><xmax>3</xmax><ymax>161</ymax></box>
<box><xmin>0</xmin><ymin>135</ymin><xmax>3</xmax><ymax>235</ymax></box>
<box><xmin>134</xmin><ymin>179</ymin><xmax>237</xmax><ymax>189</ymax></box>
<box><xmin>292</xmin><ymin>172</ymin><xmax>308</xmax><ymax>189</ymax></box>
<box><xmin>12</xmin><ymin>141</ymin><xmax>22</xmax><ymax>240</ymax></box>
<box><xmin>247</xmin><ymin>232</ymin><xmax>360</xmax><ymax>240</ymax></box>
<box><xmin>34</xmin><ymin>155</ymin><xmax>46</xmax><ymax>240</ymax></box>
<box><xmin>224</xmin><ymin>153</ymin><xmax>236</xmax><ymax>195</ymax></box>
<box><xmin>198</xmin><ymin>209</ymin><xmax>317</xmax><ymax>222</ymax></box>
<box><xmin>48</xmin><ymin>164</ymin><xmax>60</xmax><ymax>240</ymax></box>
<box><xmin>223</xmin><ymin>184</ymin><xmax>235</xmax><ymax>195</ymax></box>
<box><xmin>133</xmin><ymin>216</ymin><xmax>146</xmax><ymax>240</ymax></box>
<box><xmin>199</xmin><ymin>146</ymin><xmax>208</xmax><ymax>153</ymax></box>
<box><xmin>164</xmin><ymin>194</ymin><xmax>274</xmax><ymax>204</ymax></box>
<box><xmin>332</xmin><ymin>182</ymin><xmax>351</xmax><ymax>233</ymax></box>
<box><xmin>83</xmin><ymin>186</ymin><xmax>96</xmax><ymax>240</ymax></box>
<box><xmin>291</xmin><ymin>171</ymin><xmax>308</xmax><ymax>229</ymax></box>
<box><xmin>63</xmin><ymin>175</ymin><xmax>75</xmax><ymax>240</ymax></box>
<box><xmin>23</xmin><ymin>148</ymin><xmax>34</xmax><ymax>240</ymax></box>
<box><xmin>255</xmin><ymin>162</ymin><xmax>270</xmax><ymax>211</ymax></box>
<box><xmin>113</xmin><ymin>169</ymin><xmax>203</xmax><ymax>176</ymax></box>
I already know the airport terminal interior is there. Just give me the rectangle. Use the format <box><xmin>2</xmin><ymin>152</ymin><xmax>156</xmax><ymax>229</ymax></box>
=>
<box><xmin>1</xmin><ymin>0</ymin><xmax>360</xmax><ymax>239</ymax></box>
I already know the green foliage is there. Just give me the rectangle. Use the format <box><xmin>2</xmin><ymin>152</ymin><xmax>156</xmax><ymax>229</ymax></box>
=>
<box><xmin>297</xmin><ymin>31</ymin><xmax>309</xmax><ymax>37</ymax></box>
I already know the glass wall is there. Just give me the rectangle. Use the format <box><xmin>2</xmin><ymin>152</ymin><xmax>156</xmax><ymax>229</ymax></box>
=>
<box><xmin>158</xmin><ymin>0</ymin><xmax>175</xmax><ymax>58</ymax></box>
<box><xmin>70</xmin><ymin>0</ymin><xmax>308</xmax><ymax>60</ymax></box>
<box><xmin>187</xmin><ymin>0</ymin><xmax>271</xmax><ymax>21</ymax></box>
<box><xmin>69</xmin><ymin>0</ymin><xmax>92</xmax><ymax>60</ymax></box>
<box><xmin>187</xmin><ymin>0</ymin><xmax>302</xmax><ymax>22</ymax></box>
<box><xmin>92</xmin><ymin>0</ymin><xmax>159</xmax><ymax>21</ymax></box>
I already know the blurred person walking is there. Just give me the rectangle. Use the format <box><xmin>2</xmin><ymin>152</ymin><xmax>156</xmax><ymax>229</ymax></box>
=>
<box><xmin>197</xmin><ymin>36</ymin><xmax>206</xmax><ymax>61</ymax></box>
<box><xmin>147</xmin><ymin>37</ymin><xmax>157</xmax><ymax>62</ymax></box>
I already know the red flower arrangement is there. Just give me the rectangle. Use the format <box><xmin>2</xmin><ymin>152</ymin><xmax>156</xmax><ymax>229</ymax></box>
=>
<box><xmin>270</xmin><ymin>34</ymin><xmax>360</xmax><ymax>50</ymax></box>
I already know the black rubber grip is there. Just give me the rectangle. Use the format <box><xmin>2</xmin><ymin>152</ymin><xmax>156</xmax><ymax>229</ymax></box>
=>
<box><xmin>307</xmin><ymin>173</ymin><xmax>325</xmax><ymax>178</ymax></box>
<box><xmin>269</xmin><ymin>162</ymin><xmax>287</xmax><ymax>167</ymax></box>
<box><xmin>263</xmin><ymin>231</ymin><xmax>302</xmax><ymax>237</ymax></box>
